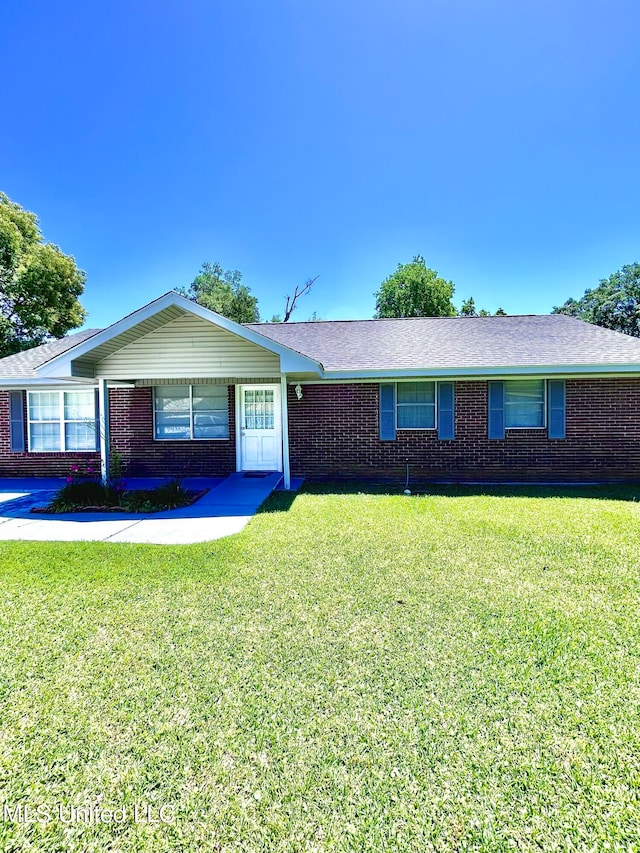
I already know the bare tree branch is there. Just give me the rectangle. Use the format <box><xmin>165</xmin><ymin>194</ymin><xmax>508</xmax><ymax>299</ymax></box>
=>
<box><xmin>282</xmin><ymin>275</ymin><xmax>319</xmax><ymax>323</ymax></box>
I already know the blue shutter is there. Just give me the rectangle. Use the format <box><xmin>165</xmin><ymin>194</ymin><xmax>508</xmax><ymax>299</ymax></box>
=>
<box><xmin>379</xmin><ymin>384</ymin><xmax>396</xmax><ymax>441</ymax></box>
<box><xmin>488</xmin><ymin>381</ymin><xmax>505</xmax><ymax>440</ymax></box>
<box><xmin>547</xmin><ymin>379</ymin><xmax>566</xmax><ymax>439</ymax></box>
<box><xmin>9</xmin><ymin>391</ymin><xmax>25</xmax><ymax>452</ymax></box>
<box><xmin>437</xmin><ymin>382</ymin><xmax>455</xmax><ymax>440</ymax></box>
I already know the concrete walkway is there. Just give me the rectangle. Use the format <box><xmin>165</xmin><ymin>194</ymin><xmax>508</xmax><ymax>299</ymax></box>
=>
<box><xmin>0</xmin><ymin>472</ymin><xmax>294</xmax><ymax>544</ymax></box>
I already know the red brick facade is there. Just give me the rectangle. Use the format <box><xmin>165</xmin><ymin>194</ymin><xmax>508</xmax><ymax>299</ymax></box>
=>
<box><xmin>286</xmin><ymin>379</ymin><xmax>640</xmax><ymax>482</ymax></box>
<box><xmin>108</xmin><ymin>387</ymin><xmax>237</xmax><ymax>477</ymax></box>
<box><xmin>1</xmin><ymin>378</ymin><xmax>640</xmax><ymax>482</ymax></box>
<box><xmin>0</xmin><ymin>387</ymin><xmax>236</xmax><ymax>479</ymax></box>
<box><xmin>0</xmin><ymin>390</ymin><xmax>100</xmax><ymax>477</ymax></box>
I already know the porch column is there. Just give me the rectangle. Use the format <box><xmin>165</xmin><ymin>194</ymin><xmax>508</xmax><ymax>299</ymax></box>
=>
<box><xmin>98</xmin><ymin>378</ymin><xmax>110</xmax><ymax>483</ymax></box>
<box><xmin>280</xmin><ymin>375</ymin><xmax>291</xmax><ymax>490</ymax></box>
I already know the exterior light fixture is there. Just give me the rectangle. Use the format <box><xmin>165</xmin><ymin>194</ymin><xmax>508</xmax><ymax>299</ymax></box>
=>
<box><xmin>295</xmin><ymin>383</ymin><xmax>303</xmax><ymax>400</ymax></box>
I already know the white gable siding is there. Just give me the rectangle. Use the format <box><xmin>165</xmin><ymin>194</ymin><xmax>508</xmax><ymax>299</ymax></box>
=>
<box><xmin>95</xmin><ymin>314</ymin><xmax>281</xmax><ymax>379</ymax></box>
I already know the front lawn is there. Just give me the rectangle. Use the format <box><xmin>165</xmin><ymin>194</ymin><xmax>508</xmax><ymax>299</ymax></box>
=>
<box><xmin>0</xmin><ymin>485</ymin><xmax>639</xmax><ymax>851</ymax></box>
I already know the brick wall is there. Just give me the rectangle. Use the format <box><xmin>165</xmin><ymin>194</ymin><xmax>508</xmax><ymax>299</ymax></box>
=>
<box><xmin>2</xmin><ymin>379</ymin><xmax>640</xmax><ymax>482</ymax></box>
<box><xmin>0</xmin><ymin>387</ymin><xmax>236</xmax><ymax>479</ymax></box>
<box><xmin>0</xmin><ymin>390</ymin><xmax>100</xmax><ymax>477</ymax></box>
<box><xmin>108</xmin><ymin>386</ymin><xmax>237</xmax><ymax>477</ymax></box>
<box><xmin>286</xmin><ymin>379</ymin><xmax>640</xmax><ymax>482</ymax></box>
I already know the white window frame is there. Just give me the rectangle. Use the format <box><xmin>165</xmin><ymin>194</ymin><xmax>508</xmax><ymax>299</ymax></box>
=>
<box><xmin>395</xmin><ymin>381</ymin><xmax>437</xmax><ymax>431</ymax></box>
<box><xmin>504</xmin><ymin>379</ymin><xmax>547</xmax><ymax>430</ymax></box>
<box><xmin>153</xmin><ymin>384</ymin><xmax>230</xmax><ymax>441</ymax></box>
<box><xmin>27</xmin><ymin>389</ymin><xmax>97</xmax><ymax>453</ymax></box>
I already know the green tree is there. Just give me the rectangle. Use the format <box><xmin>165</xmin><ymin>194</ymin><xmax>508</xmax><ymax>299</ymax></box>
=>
<box><xmin>460</xmin><ymin>297</ymin><xmax>479</xmax><ymax>316</ymax></box>
<box><xmin>0</xmin><ymin>192</ymin><xmax>87</xmax><ymax>356</ymax></box>
<box><xmin>179</xmin><ymin>262</ymin><xmax>260</xmax><ymax>323</ymax></box>
<box><xmin>374</xmin><ymin>256</ymin><xmax>456</xmax><ymax>318</ymax></box>
<box><xmin>553</xmin><ymin>263</ymin><xmax>640</xmax><ymax>336</ymax></box>
<box><xmin>459</xmin><ymin>297</ymin><xmax>500</xmax><ymax>317</ymax></box>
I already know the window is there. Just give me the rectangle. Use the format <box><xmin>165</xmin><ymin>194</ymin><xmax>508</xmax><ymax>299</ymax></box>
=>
<box><xmin>154</xmin><ymin>385</ymin><xmax>229</xmax><ymax>440</ymax></box>
<box><xmin>504</xmin><ymin>379</ymin><xmax>545</xmax><ymax>428</ymax></box>
<box><xmin>243</xmin><ymin>388</ymin><xmax>275</xmax><ymax>429</ymax></box>
<box><xmin>28</xmin><ymin>390</ymin><xmax>97</xmax><ymax>452</ymax></box>
<box><xmin>396</xmin><ymin>382</ymin><xmax>436</xmax><ymax>429</ymax></box>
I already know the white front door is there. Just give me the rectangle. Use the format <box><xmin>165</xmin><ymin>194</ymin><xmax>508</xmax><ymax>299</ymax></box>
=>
<box><xmin>237</xmin><ymin>385</ymin><xmax>282</xmax><ymax>472</ymax></box>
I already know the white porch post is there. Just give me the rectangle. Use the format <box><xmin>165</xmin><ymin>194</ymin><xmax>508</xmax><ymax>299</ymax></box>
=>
<box><xmin>98</xmin><ymin>378</ymin><xmax>110</xmax><ymax>483</ymax></box>
<box><xmin>280</xmin><ymin>374</ymin><xmax>291</xmax><ymax>490</ymax></box>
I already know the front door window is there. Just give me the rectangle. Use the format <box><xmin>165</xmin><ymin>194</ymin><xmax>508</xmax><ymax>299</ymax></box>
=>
<box><xmin>243</xmin><ymin>389</ymin><xmax>275</xmax><ymax>430</ymax></box>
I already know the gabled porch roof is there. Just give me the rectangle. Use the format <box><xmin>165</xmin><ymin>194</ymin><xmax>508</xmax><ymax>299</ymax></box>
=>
<box><xmin>36</xmin><ymin>292</ymin><xmax>323</xmax><ymax>381</ymax></box>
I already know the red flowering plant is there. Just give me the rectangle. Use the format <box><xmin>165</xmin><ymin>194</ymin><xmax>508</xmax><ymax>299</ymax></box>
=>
<box><xmin>65</xmin><ymin>462</ymin><xmax>99</xmax><ymax>485</ymax></box>
<box><xmin>52</xmin><ymin>462</ymin><xmax>114</xmax><ymax>512</ymax></box>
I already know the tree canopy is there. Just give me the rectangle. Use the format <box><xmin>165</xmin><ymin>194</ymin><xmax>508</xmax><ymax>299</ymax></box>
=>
<box><xmin>374</xmin><ymin>256</ymin><xmax>506</xmax><ymax>318</ymax></box>
<box><xmin>459</xmin><ymin>297</ymin><xmax>507</xmax><ymax>317</ymax></box>
<box><xmin>179</xmin><ymin>262</ymin><xmax>260</xmax><ymax>323</ymax></box>
<box><xmin>553</xmin><ymin>263</ymin><xmax>640</xmax><ymax>337</ymax></box>
<box><xmin>459</xmin><ymin>297</ymin><xmax>489</xmax><ymax>317</ymax></box>
<box><xmin>0</xmin><ymin>193</ymin><xmax>87</xmax><ymax>356</ymax></box>
<box><xmin>374</xmin><ymin>256</ymin><xmax>456</xmax><ymax>318</ymax></box>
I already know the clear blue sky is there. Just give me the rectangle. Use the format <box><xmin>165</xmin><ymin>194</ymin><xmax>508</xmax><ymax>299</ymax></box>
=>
<box><xmin>2</xmin><ymin>0</ymin><xmax>639</xmax><ymax>328</ymax></box>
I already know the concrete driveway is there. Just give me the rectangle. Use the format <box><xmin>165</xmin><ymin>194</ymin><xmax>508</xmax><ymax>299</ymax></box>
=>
<box><xmin>0</xmin><ymin>473</ymin><xmax>291</xmax><ymax>544</ymax></box>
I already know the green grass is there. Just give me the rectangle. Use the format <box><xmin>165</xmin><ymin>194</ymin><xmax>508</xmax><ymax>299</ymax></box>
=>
<box><xmin>1</xmin><ymin>484</ymin><xmax>639</xmax><ymax>852</ymax></box>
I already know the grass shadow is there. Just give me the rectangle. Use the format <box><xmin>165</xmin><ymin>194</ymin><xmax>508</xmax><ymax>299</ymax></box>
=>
<box><xmin>296</xmin><ymin>480</ymin><xmax>640</xmax><ymax>502</ymax></box>
<box><xmin>257</xmin><ymin>489</ymin><xmax>299</xmax><ymax>514</ymax></box>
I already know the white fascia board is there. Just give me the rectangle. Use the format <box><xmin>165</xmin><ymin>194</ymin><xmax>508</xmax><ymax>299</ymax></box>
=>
<box><xmin>321</xmin><ymin>363</ymin><xmax>640</xmax><ymax>380</ymax></box>
<box><xmin>37</xmin><ymin>291</ymin><xmax>323</xmax><ymax>378</ymax></box>
<box><xmin>0</xmin><ymin>377</ymin><xmax>97</xmax><ymax>388</ymax></box>
<box><xmin>0</xmin><ymin>378</ymin><xmax>136</xmax><ymax>389</ymax></box>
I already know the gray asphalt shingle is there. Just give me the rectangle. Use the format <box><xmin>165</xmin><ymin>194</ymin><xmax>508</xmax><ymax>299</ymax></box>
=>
<box><xmin>249</xmin><ymin>314</ymin><xmax>640</xmax><ymax>371</ymax></box>
<box><xmin>0</xmin><ymin>330</ymin><xmax>101</xmax><ymax>377</ymax></box>
<box><xmin>3</xmin><ymin>314</ymin><xmax>640</xmax><ymax>379</ymax></box>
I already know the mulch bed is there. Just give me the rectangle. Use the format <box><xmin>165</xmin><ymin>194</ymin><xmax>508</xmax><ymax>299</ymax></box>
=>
<box><xmin>30</xmin><ymin>489</ymin><xmax>209</xmax><ymax>514</ymax></box>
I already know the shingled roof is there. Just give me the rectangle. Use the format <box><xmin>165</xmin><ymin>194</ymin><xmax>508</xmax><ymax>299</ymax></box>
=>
<box><xmin>249</xmin><ymin>314</ymin><xmax>640</xmax><ymax>372</ymax></box>
<box><xmin>0</xmin><ymin>330</ymin><xmax>101</xmax><ymax>378</ymax></box>
<box><xmin>2</xmin><ymin>311</ymin><xmax>640</xmax><ymax>380</ymax></box>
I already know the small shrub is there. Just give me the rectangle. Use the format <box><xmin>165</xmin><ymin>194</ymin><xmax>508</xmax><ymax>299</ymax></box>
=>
<box><xmin>120</xmin><ymin>479</ymin><xmax>191</xmax><ymax>513</ymax></box>
<box><xmin>152</xmin><ymin>479</ymin><xmax>192</xmax><ymax>509</ymax></box>
<box><xmin>49</xmin><ymin>480</ymin><xmax>119</xmax><ymax>513</ymax></box>
<box><xmin>108</xmin><ymin>449</ymin><xmax>125</xmax><ymax>486</ymax></box>
<box><xmin>48</xmin><ymin>469</ymin><xmax>193</xmax><ymax>514</ymax></box>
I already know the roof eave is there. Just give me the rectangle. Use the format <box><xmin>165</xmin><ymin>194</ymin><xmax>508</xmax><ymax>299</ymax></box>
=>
<box><xmin>322</xmin><ymin>363</ymin><xmax>640</xmax><ymax>380</ymax></box>
<box><xmin>0</xmin><ymin>377</ymin><xmax>101</xmax><ymax>388</ymax></box>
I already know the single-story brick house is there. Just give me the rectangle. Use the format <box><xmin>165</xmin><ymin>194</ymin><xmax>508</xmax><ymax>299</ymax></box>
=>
<box><xmin>2</xmin><ymin>290</ymin><xmax>640</xmax><ymax>485</ymax></box>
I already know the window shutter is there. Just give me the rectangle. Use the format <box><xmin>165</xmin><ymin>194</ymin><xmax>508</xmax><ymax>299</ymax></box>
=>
<box><xmin>488</xmin><ymin>381</ymin><xmax>505</xmax><ymax>440</ymax></box>
<box><xmin>9</xmin><ymin>391</ymin><xmax>25</xmax><ymax>452</ymax></box>
<box><xmin>547</xmin><ymin>379</ymin><xmax>566</xmax><ymax>439</ymax></box>
<box><xmin>379</xmin><ymin>384</ymin><xmax>396</xmax><ymax>441</ymax></box>
<box><xmin>437</xmin><ymin>382</ymin><xmax>455</xmax><ymax>440</ymax></box>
